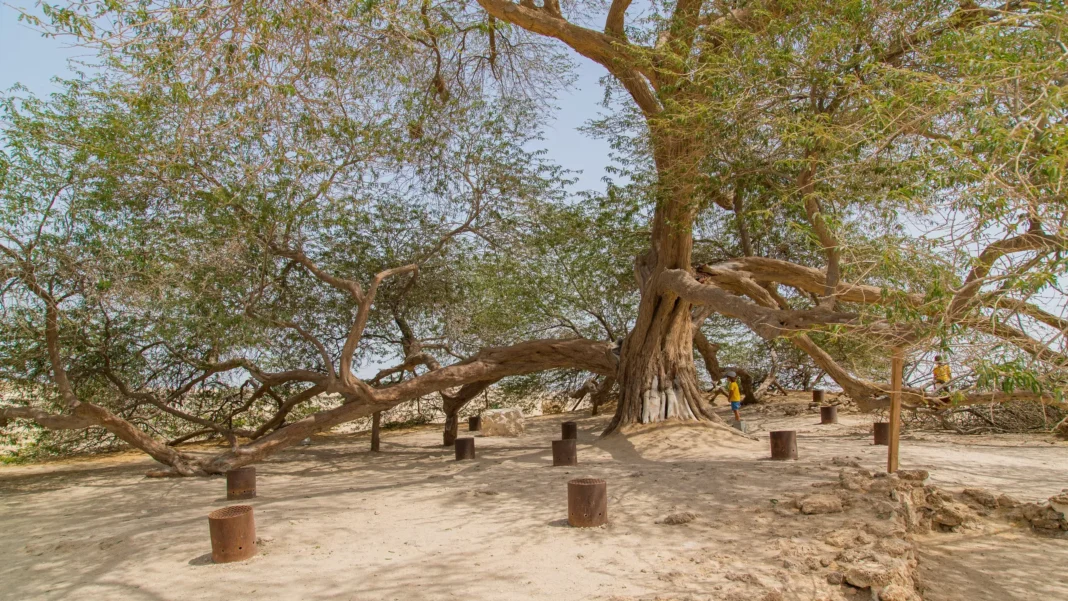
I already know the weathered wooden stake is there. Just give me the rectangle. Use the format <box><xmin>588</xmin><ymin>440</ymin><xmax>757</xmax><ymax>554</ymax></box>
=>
<box><xmin>455</xmin><ymin>437</ymin><xmax>475</xmax><ymax>460</ymax></box>
<box><xmin>888</xmin><ymin>346</ymin><xmax>904</xmax><ymax>473</ymax></box>
<box><xmin>561</xmin><ymin>421</ymin><xmax>578</xmax><ymax>440</ymax></box>
<box><xmin>552</xmin><ymin>439</ymin><xmax>577</xmax><ymax>466</ymax></box>
<box><xmin>820</xmin><ymin>405</ymin><xmax>838</xmax><ymax>424</ymax></box>
<box><xmin>769</xmin><ymin>430</ymin><xmax>798</xmax><ymax>460</ymax></box>
<box><xmin>371</xmin><ymin>411</ymin><xmax>381</xmax><ymax>452</ymax></box>
<box><xmin>226</xmin><ymin>466</ymin><xmax>256</xmax><ymax>500</ymax></box>
<box><xmin>567</xmin><ymin>478</ymin><xmax>607</xmax><ymax>527</ymax></box>
<box><xmin>208</xmin><ymin>505</ymin><xmax>256</xmax><ymax>563</ymax></box>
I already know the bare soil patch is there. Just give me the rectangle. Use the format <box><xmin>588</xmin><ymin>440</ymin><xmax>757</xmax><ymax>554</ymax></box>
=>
<box><xmin>1</xmin><ymin>404</ymin><xmax>1066</xmax><ymax>601</ymax></box>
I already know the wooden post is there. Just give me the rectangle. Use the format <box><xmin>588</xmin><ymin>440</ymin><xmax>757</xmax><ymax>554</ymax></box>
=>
<box><xmin>887</xmin><ymin>347</ymin><xmax>904</xmax><ymax>473</ymax></box>
<box><xmin>371</xmin><ymin>411</ymin><xmax>381</xmax><ymax>452</ymax></box>
<box><xmin>455</xmin><ymin>437</ymin><xmax>476</xmax><ymax>460</ymax></box>
<box><xmin>552</xmin><ymin>439</ymin><xmax>578</xmax><ymax>466</ymax></box>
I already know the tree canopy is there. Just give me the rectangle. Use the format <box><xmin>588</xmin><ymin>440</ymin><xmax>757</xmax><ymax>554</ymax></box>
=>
<box><xmin>2</xmin><ymin>0</ymin><xmax>1065</xmax><ymax>472</ymax></box>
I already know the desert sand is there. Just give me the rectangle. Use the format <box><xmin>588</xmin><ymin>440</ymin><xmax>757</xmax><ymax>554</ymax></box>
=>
<box><xmin>1</xmin><ymin>399</ymin><xmax>1067</xmax><ymax>601</ymax></box>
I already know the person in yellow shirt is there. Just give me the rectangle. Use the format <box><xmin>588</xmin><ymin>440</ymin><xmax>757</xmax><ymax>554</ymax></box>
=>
<box><xmin>726</xmin><ymin>371</ymin><xmax>742</xmax><ymax>422</ymax></box>
<box><xmin>933</xmin><ymin>355</ymin><xmax>951</xmax><ymax>403</ymax></box>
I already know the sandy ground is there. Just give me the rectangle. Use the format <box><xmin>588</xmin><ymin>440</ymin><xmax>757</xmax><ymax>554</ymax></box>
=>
<box><xmin>1</xmin><ymin>401</ymin><xmax>1067</xmax><ymax>601</ymax></box>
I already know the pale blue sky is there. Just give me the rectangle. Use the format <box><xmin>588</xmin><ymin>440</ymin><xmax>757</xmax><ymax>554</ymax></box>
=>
<box><xmin>0</xmin><ymin>4</ymin><xmax>617</xmax><ymax>193</ymax></box>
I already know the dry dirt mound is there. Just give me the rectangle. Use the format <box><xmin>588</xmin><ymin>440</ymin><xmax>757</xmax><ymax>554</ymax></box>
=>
<box><xmin>765</xmin><ymin>466</ymin><xmax>1068</xmax><ymax>601</ymax></box>
<box><xmin>596</xmin><ymin>420</ymin><xmax>760</xmax><ymax>461</ymax></box>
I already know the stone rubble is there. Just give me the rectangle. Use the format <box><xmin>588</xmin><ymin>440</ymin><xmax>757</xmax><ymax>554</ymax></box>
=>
<box><xmin>479</xmin><ymin>408</ymin><xmax>525</xmax><ymax>437</ymax></box>
<box><xmin>774</xmin><ymin>466</ymin><xmax>1067</xmax><ymax>601</ymax></box>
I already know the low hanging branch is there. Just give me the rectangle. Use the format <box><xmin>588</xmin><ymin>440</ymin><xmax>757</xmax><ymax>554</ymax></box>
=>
<box><xmin>691</xmin><ymin>228</ymin><xmax>1068</xmax><ymax>407</ymax></box>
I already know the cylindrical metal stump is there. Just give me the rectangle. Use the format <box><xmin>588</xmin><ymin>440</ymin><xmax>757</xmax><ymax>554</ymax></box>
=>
<box><xmin>468</xmin><ymin>416</ymin><xmax>481</xmax><ymax>431</ymax></box>
<box><xmin>820</xmin><ymin>405</ymin><xmax>838</xmax><ymax>425</ymax></box>
<box><xmin>208</xmin><ymin>505</ymin><xmax>256</xmax><ymax>563</ymax></box>
<box><xmin>455</xmin><ymin>437</ymin><xmax>476</xmax><ymax>460</ymax></box>
<box><xmin>813</xmin><ymin>389</ymin><xmax>825</xmax><ymax>404</ymax></box>
<box><xmin>873</xmin><ymin>422</ymin><xmax>890</xmax><ymax>446</ymax></box>
<box><xmin>226</xmin><ymin>466</ymin><xmax>256</xmax><ymax>500</ymax></box>
<box><xmin>562</xmin><ymin>421</ymin><xmax>578</xmax><ymax>440</ymax></box>
<box><xmin>567</xmin><ymin>478</ymin><xmax>607</xmax><ymax>527</ymax></box>
<box><xmin>770</xmin><ymin>430</ymin><xmax>798</xmax><ymax>460</ymax></box>
<box><xmin>552</xmin><ymin>439</ymin><xmax>577</xmax><ymax>466</ymax></box>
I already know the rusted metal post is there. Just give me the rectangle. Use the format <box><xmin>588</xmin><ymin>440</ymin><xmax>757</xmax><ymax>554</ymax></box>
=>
<box><xmin>813</xmin><ymin>389</ymin><xmax>825</xmax><ymax>404</ymax></box>
<box><xmin>873</xmin><ymin>422</ymin><xmax>890</xmax><ymax>445</ymax></box>
<box><xmin>552</xmin><ymin>439</ymin><xmax>577</xmax><ymax>466</ymax></box>
<box><xmin>561</xmin><ymin>421</ymin><xmax>578</xmax><ymax>440</ymax></box>
<box><xmin>226</xmin><ymin>466</ymin><xmax>256</xmax><ymax>500</ymax></box>
<box><xmin>455</xmin><ymin>437</ymin><xmax>475</xmax><ymax>460</ymax></box>
<box><xmin>371</xmin><ymin>411</ymin><xmax>381</xmax><ymax>452</ymax></box>
<box><xmin>208</xmin><ymin>505</ymin><xmax>256</xmax><ymax>563</ymax></box>
<box><xmin>820</xmin><ymin>405</ymin><xmax>838</xmax><ymax>424</ymax></box>
<box><xmin>888</xmin><ymin>346</ymin><xmax>904</xmax><ymax>473</ymax></box>
<box><xmin>468</xmin><ymin>416</ymin><xmax>481</xmax><ymax>431</ymax></box>
<box><xmin>567</xmin><ymin>478</ymin><xmax>607</xmax><ymax>527</ymax></box>
<box><xmin>769</xmin><ymin>430</ymin><xmax>798</xmax><ymax>460</ymax></box>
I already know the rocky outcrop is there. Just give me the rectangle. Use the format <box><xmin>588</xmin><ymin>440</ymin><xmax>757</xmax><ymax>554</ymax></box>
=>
<box><xmin>800</xmin><ymin>494</ymin><xmax>844</xmax><ymax>515</ymax></box>
<box><xmin>480</xmin><ymin>408</ymin><xmax>525</xmax><ymax>437</ymax></box>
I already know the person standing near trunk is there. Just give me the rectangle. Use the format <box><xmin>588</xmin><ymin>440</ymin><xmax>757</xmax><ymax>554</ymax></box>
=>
<box><xmin>933</xmin><ymin>355</ymin><xmax>952</xmax><ymax>404</ymax></box>
<box><xmin>726</xmin><ymin>371</ymin><xmax>742</xmax><ymax>422</ymax></box>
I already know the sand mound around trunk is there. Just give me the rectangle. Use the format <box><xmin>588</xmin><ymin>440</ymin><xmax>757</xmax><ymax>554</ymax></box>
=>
<box><xmin>596</xmin><ymin>419</ymin><xmax>761</xmax><ymax>461</ymax></box>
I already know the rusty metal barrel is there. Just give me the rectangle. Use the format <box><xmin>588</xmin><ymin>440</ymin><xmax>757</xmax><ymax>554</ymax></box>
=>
<box><xmin>468</xmin><ymin>416</ymin><xmax>481</xmax><ymax>431</ymax></box>
<box><xmin>208</xmin><ymin>505</ymin><xmax>256</xmax><ymax>563</ymax></box>
<box><xmin>226</xmin><ymin>466</ymin><xmax>256</xmax><ymax>500</ymax></box>
<box><xmin>455</xmin><ymin>437</ymin><xmax>476</xmax><ymax>460</ymax></box>
<box><xmin>820</xmin><ymin>405</ymin><xmax>838</xmax><ymax>425</ymax></box>
<box><xmin>562</xmin><ymin>421</ymin><xmax>578</xmax><ymax>440</ymax></box>
<box><xmin>813</xmin><ymin>389</ymin><xmax>825</xmax><ymax>404</ymax></box>
<box><xmin>552</xmin><ymin>439</ymin><xmax>578</xmax><ymax>466</ymax></box>
<box><xmin>770</xmin><ymin>430</ymin><xmax>798</xmax><ymax>460</ymax></box>
<box><xmin>873</xmin><ymin>422</ymin><xmax>891</xmax><ymax>445</ymax></box>
<box><xmin>567</xmin><ymin>478</ymin><xmax>607</xmax><ymax>527</ymax></box>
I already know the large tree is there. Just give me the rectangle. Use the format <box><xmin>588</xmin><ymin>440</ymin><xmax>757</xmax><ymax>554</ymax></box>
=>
<box><xmin>2</xmin><ymin>0</ymin><xmax>1066</xmax><ymax>473</ymax></box>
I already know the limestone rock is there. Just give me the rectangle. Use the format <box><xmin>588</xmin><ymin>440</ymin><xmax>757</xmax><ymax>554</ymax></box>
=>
<box><xmin>1048</xmin><ymin>493</ymin><xmax>1068</xmax><ymax>517</ymax></box>
<box><xmin>963</xmin><ymin>488</ymin><xmax>999</xmax><ymax>509</ymax></box>
<box><xmin>878</xmin><ymin>583</ymin><xmax>922</xmax><ymax>601</ymax></box>
<box><xmin>800</xmin><ymin>494</ymin><xmax>844</xmax><ymax>515</ymax></box>
<box><xmin>826</xmin><ymin>571</ymin><xmax>844</xmax><ymax>585</ymax></box>
<box><xmin>876</xmin><ymin>538</ymin><xmax>913</xmax><ymax>558</ymax></box>
<box><xmin>658</xmin><ymin>512</ymin><xmax>697</xmax><ymax>525</ymax></box>
<box><xmin>1021</xmin><ymin>503</ymin><xmax>1050</xmax><ymax>522</ymax></box>
<box><xmin>823</xmin><ymin>528</ymin><xmax>873</xmax><ymax>548</ymax></box>
<box><xmin>839</xmin><ymin>469</ymin><xmax>872</xmax><ymax>492</ymax></box>
<box><xmin>896</xmin><ymin>469</ymin><xmax>929</xmax><ymax>482</ymax></box>
<box><xmin>864</xmin><ymin>521</ymin><xmax>905</xmax><ymax>539</ymax></box>
<box><xmin>997</xmin><ymin>494</ymin><xmax>1021</xmax><ymax>509</ymax></box>
<box><xmin>480</xmin><ymin>408</ymin><xmax>525</xmax><ymax>437</ymax></box>
<box><xmin>842</xmin><ymin>554</ymin><xmax>912</xmax><ymax>589</ymax></box>
<box><xmin>933</xmin><ymin>503</ymin><xmax>971</xmax><ymax>528</ymax></box>
<box><xmin>1031</xmin><ymin>518</ymin><xmax>1064</xmax><ymax>531</ymax></box>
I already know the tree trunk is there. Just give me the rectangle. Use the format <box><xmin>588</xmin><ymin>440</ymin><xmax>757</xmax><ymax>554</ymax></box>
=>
<box><xmin>443</xmin><ymin>407</ymin><xmax>459</xmax><ymax>446</ymax></box>
<box><xmin>590</xmin><ymin>377</ymin><xmax>616</xmax><ymax>416</ymax></box>
<box><xmin>607</xmin><ymin>133</ymin><xmax>712</xmax><ymax>433</ymax></box>
<box><xmin>441</xmin><ymin>380</ymin><xmax>497</xmax><ymax>446</ymax></box>
<box><xmin>370</xmin><ymin>411</ymin><xmax>381</xmax><ymax>452</ymax></box>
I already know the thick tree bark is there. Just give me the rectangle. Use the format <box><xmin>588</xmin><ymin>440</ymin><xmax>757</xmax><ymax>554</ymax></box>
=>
<box><xmin>607</xmin><ymin>133</ymin><xmax>711</xmax><ymax>433</ymax></box>
<box><xmin>443</xmin><ymin>409</ymin><xmax>460</xmax><ymax>446</ymax></box>
<box><xmin>590</xmin><ymin>377</ymin><xmax>616</xmax><ymax>416</ymax></box>
<box><xmin>442</xmin><ymin>380</ymin><xmax>496</xmax><ymax>446</ymax></box>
